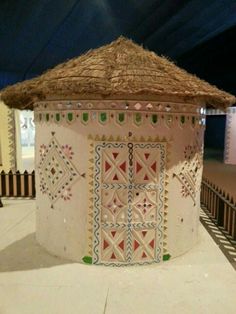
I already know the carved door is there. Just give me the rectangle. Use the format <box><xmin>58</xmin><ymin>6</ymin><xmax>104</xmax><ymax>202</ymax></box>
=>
<box><xmin>93</xmin><ymin>141</ymin><xmax>166</xmax><ymax>265</ymax></box>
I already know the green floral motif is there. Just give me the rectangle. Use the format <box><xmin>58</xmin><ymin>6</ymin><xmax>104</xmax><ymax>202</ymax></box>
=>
<box><xmin>163</xmin><ymin>254</ymin><xmax>171</xmax><ymax>261</ymax></box>
<box><xmin>82</xmin><ymin>112</ymin><xmax>89</xmax><ymax>123</ymax></box>
<box><xmin>82</xmin><ymin>256</ymin><xmax>93</xmax><ymax>264</ymax></box>
<box><xmin>100</xmin><ymin>112</ymin><xmax>107</xmax><ymax>123</ymax></box>
<box><xmin>67</xmin><ymin>112</ymin><xmax>73</xmax><ymax>122</ymax></box>
<box><xmin>55</xmin><ymin>113</ymin><xmax>60</xmax><ymax>122</ymax></box>
<box><xmin>180</xmin><ymin>116</ymin><xmax>185</xmax><ymax>124</ymax></box>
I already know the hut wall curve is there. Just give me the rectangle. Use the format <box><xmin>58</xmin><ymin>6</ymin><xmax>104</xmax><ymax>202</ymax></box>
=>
<box><xmin>34</xmin><ymin>100</ymin><xmax>205</xmax><ymax>265</ymax></box>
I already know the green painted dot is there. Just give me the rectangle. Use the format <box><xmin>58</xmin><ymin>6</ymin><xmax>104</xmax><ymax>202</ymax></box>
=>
<box><xmin>151</xmin><ymin>114</ymin><xmax>158</xmax><ymax>124</ymax></box>
<box><xmin>118</xmin><ymin>112</ymin><xmax>125</xmax><ymax>123</ymax></box>
<box><xmin>67</xmin><ymin>112</ymin><xmax>73</xmax><ymax>122</ymax></box>
<box><xmin>55</xmin><ymin>113</ymin><xmax>60</xmax><ymax>122</ymax></box>
<box><xmin>100</xmin><ymin>112</ymin><xmax>107</xmax><ymax>123</ymax></box>
<box><xmin>82</xmin><ymin>112</ymin><xmax>89</xmax><ymax>123</ymax></box>
<box><xmin>163</xmin><ymin>254</ymin><xmax>171</xmax><ymax>261</ymax></box>
<box><xmin>82</xmin><ymin>256</ymin><xmax>92</xmax><ymax>264</ymax></box>
<box><xmin>192</xmin><ymin>116</ymin><xmax>195</xmax><ymax>125</ymax></box>
<box><xmin>46</xmin><ymin>113</ymin><xmax>50</xmax><ymax>122</ymax></box>
<box><xmin>181</xmin><ymin>115</ymin><xmax>185</xmax><ymax>124</ymax></box>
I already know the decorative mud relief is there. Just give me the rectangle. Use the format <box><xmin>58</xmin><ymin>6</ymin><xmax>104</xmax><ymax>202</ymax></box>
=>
<box><xmin>174</xmin><ymin>138</ymin><xmax>203</xmax><ymax>205</ymax></box>
<box><xmin>92</xmin><ymin>139</ymin><xmax>166</xmax><ymax>265</ymax></box>
<box><xmin>38</xmin><ymin>133</ymin><xmax>84</xmax><ymax>204</ymax></box>
<box><xmin>35</xmin><ymin>109</ymin><xmax>201</xmax><ymax>130</ymax></box>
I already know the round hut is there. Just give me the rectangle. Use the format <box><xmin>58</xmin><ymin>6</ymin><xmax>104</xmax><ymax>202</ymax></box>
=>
<box><xmin>1</xmin><ymin>37</ymin><xmax>235</xmax><ymax>266</ymax></box>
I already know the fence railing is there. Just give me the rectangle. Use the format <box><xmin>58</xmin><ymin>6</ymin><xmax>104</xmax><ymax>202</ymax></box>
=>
<box><xmin>201</xmin><ymin>177</ymin><xmax>236</xmax><ymax>241</ymax></box>
<box><xmin>0</xmin><ymin>170</ymin><xmax>35</xmax><ymax>198</ymax></box>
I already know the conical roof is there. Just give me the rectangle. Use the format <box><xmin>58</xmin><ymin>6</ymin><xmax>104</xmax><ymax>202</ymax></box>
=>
<box><xmin>1</xmin><ymin>37</ymin><xmax>235</xmax><ymax>109</ymax></box>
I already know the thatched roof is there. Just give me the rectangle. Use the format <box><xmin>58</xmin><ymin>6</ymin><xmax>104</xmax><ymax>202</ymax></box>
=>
<box><xmin>1</xmin><ymin>37</ymin><xmax>235</xmax><ymax>110</ymax></box>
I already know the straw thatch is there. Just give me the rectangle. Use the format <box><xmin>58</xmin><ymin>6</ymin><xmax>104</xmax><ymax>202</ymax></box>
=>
<box><xmin>1</xmin><ymin>37</ymin><xmax>235</xmax><ymax>110</ymax></box>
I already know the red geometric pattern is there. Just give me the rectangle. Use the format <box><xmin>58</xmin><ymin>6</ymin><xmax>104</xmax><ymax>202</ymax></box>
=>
<box><xmin>133</xmin><ymin>148</ymin><xmax>159</xmax><ymax>183</ymax></box>
<box><xmin>101</xmin><ymin>229</ymin><xmax>126</xmax><ymax>262</ymax></box>
<box><xmin>97</xmin><ymin>142</ymin><xmax>164</xmax><ymax>264</ymax></box>
<box><xmin>102</xmin><ymin>148</ymin><xmax>128</xmax><ymax>184</ymax></box>
<box><xmin>131</xmin><ymin>229</ymin><xmax>156</xmax><ymax>262</ymax></box>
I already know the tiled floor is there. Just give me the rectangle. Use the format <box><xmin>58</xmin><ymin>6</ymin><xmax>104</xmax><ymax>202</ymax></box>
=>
<box><xmin>0</xmin><ymin>200</ymin><xmax>236</xmax><ymax>314</ymax></box>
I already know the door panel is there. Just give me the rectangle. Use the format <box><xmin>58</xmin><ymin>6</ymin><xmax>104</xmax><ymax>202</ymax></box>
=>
<box><xmin>93</xmin><ymin>141</ymin><xmax>166</xmax><ymax>265</ymax></box>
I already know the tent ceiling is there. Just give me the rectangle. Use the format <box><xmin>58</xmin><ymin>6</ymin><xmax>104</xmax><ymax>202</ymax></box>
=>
<box><xmin>0</xmin><ymin>0</ymin><xmax>236</xmax><ymax>95</ymax></box>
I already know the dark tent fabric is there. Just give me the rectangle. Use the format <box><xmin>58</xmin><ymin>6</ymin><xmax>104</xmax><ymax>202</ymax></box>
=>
<box><xmin>0</xmin><ymin>0</ymin><xmax>236</xmax><ymax>95</ymax></box>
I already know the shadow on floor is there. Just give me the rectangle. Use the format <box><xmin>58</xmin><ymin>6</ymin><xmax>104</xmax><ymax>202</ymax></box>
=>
<box><xmin>0</xmin><ymin>233</ymin><xmax>74</xmax><ymax>272</ymax></box>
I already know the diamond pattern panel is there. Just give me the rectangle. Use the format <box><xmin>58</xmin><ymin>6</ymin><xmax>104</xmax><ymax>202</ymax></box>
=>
<box><xmin>132</xmin><ymin>190</ymin><xmax>157</xmax><ymax>223</ymax></box>
<box><xmin>43</xmin><ymin>149</ymin><xmax>67</xmax><ymax>190</ymax></box>
<box><xmin>101</xmin><ymin>189</ymin><xmax>128</xmax><ymax>224</ymax></box>
<box><xmin>38</xmin><ymin>136</ymin><xmax>79</xmax><ymax>203</ymax></box>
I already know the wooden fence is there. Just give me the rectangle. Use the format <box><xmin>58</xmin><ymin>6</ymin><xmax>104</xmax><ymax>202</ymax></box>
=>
<box><xmin>201</xmin><ymin>177</ymin><xmax>236</xmax><ymax>240</ymax></box>
<box><xmin>0</xmin><ymin>170</ymin><xmax>35</xmax><ymax>198</ymax></box>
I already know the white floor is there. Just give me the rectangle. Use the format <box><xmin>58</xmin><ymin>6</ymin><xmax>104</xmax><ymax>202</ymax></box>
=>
<box><xmin>0</xmin><ymin>200</ymin><xmax>236</xmax><ymax>314</ymax></box>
